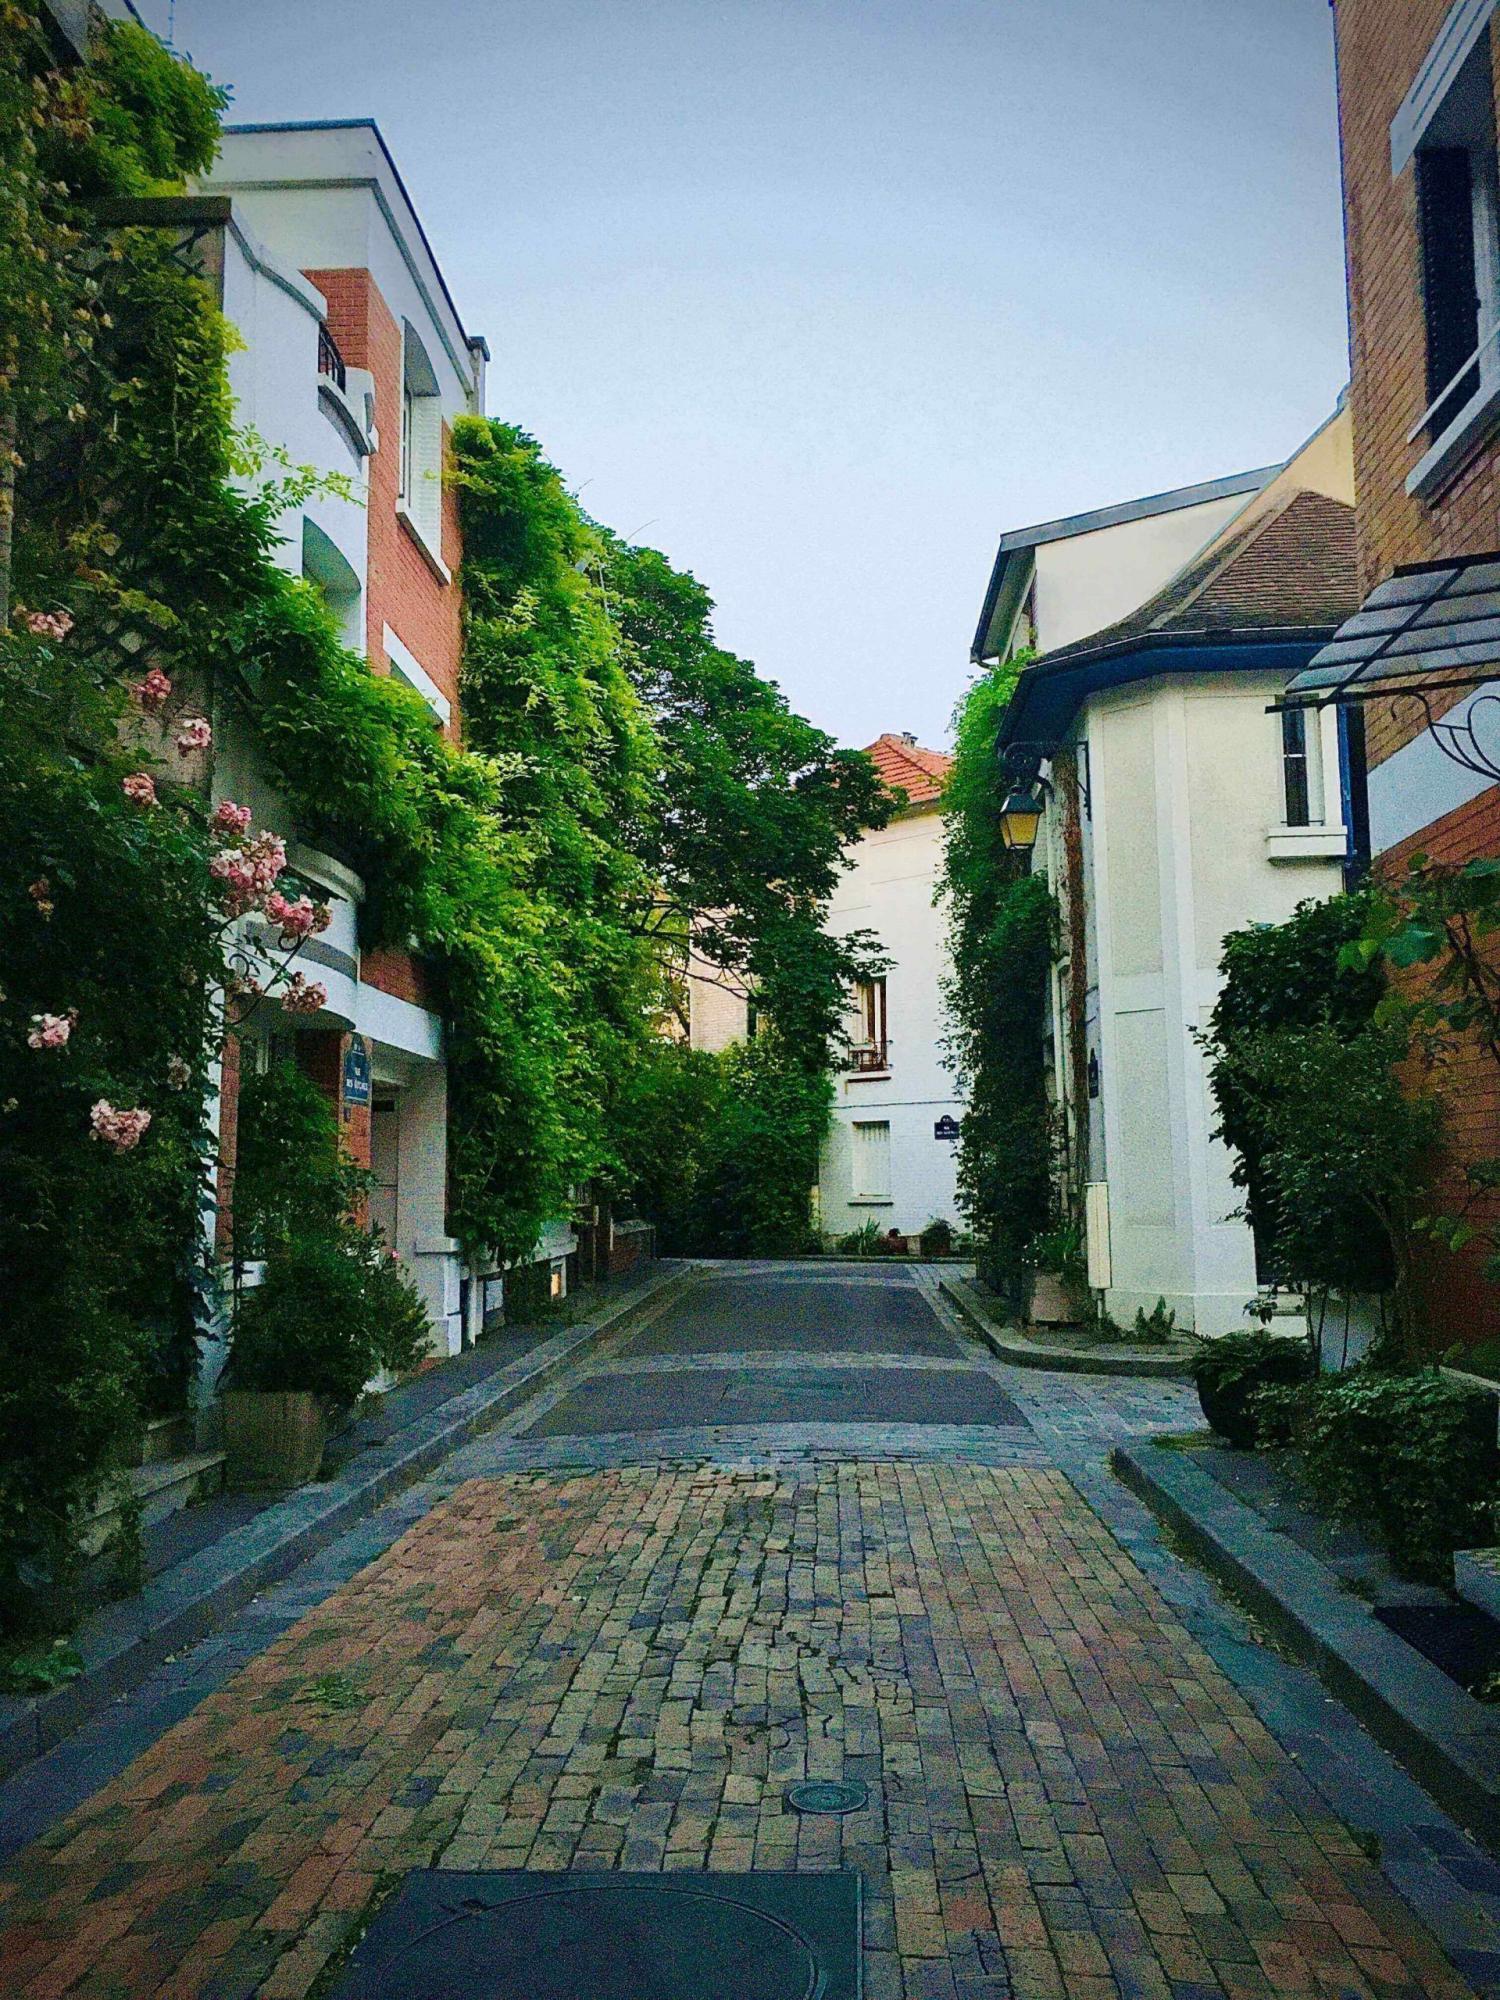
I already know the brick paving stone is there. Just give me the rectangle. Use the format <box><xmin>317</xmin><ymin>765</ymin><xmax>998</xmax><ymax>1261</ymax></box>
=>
<box><xmin>0</xmin><ymin>1455</ymin><xmax>1481</xmax><ymax>1998</ymax></box>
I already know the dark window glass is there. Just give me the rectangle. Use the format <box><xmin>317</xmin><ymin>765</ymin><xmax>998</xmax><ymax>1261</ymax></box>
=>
<box><xmin>1282</xmin><ymin>708</ymin><xmax>1311</xmax><ymax>827</ymax></box>
<box><xmin>1418</xmin><ymin>146</ymin><xmax>1482</xmax><ymax>432</ymax></box>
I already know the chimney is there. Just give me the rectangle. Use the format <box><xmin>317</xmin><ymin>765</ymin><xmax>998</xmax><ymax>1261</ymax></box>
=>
<box><xmin>901</xmin><ymin>732</ymin><xmax>917</xmax><ymax>745</ymax></box>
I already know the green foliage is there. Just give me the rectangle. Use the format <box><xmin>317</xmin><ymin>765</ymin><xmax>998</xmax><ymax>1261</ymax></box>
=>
<box><xmin>231</xmin><ymin>1232</ymin><xmax>430</xmax><ymax>1406</ymax></box>
<box><xmin>233</xmin><ymin>1058</ymin><xmax>367</xmax><ymax>1259</ymax></box>
<box><xmin>1191</xmin><ymin>1330</ymin><xmax>1318</xmax><ymax>1448</ymax></box>
<box><xmin>837</xmin><ymin>1220</ymin><xmax>887</xmax><ymax>1257</ymax></box>
<box><xmin>0</xmin><ymin>13</ymin><xmax>228</xmax><ymax>1636</ymax></box>
<box><xmin>618</xmin><ymin>1034</ymin><xmax>830</xmax><ymax>1257</ymax></box>
<box><xmin>941</xmin><ymin>656</ymin><xmax>1057</xmax><ymax>1303</ymax></box>
<box><xmin>1284</xmin><ymin>1367</ymin><xmax>1498</xmax><ymax>1583</ymax></box>
<box><xmin>605</xmin><ymin>537</ymin><xmax>891</xmax><ymax>1050</ymax></box>
<box><xmin>1349</xmin><ymin>854</ymin><xmax>1500</xmax><ymax>1285</ymax></box>
<box><xmin>0</xmin><ymin>1638</ymin><xmax>84</xmax><ymax>1697</ymax></box>
<box><xmin>918</xmin><ymin>1217</ymin><xmax>954</xmax><ymax>1257</ymax></box>
<box><xmin>1206</xmin><ymin>894</ymin><xmax>1437</xmax><ymax>1333</ymax></box>
<box><xmin>1132</xmin><ymin>1299</ymin><xmax>1177</xmax><ymax>1346</ymax></box>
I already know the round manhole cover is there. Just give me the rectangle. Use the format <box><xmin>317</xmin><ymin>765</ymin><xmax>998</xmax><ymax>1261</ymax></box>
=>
<box><xmin>784</xmin><ymin>1779</ymin><xmax>869</xmax><ymax>1816</ymax></box>
<box><xmin>377</xmin><ymin>1880</ymin><xmax>825</xmax><ymax>1999</ymax></box>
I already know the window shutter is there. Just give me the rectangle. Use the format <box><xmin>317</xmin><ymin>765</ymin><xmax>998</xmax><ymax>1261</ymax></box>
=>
<box><xmin>1418</xmin><ymin>147</ymin><xmax>1481</xmax><ymax>423</ymax></box>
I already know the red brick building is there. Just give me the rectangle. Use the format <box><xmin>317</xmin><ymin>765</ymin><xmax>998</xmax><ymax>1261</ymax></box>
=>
<box><xmin>1290</xmin><ymin>0</ymin><xmax>1500</xmax><ymax>1341</ymax></box>
<box><xmin>194</xmin><ymin>124</ymin><xmax>499</xmax><ymax>1357</ymax></box>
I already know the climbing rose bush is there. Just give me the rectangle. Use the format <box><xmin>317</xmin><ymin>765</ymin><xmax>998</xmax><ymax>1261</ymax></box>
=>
<box><xmin>89</xmin><ymin>1101</ymin><xmax>152</xmax><ymax>1152</ymax></box>
<box><xmin>27</xmin><ymin>1011</ymin><xmax>74</xmax><ymax>1051</ymax></box>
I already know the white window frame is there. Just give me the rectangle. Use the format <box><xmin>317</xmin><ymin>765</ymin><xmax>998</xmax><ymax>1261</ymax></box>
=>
<box><xmin>850</xmin><ymin>1119</ymin><xmax>892</xmax><ymax>1204</ymax></box>
<box><xmin>397</xmin><ymin>324</ymin><xmax>448</xmax><ymax>577</ymax></box>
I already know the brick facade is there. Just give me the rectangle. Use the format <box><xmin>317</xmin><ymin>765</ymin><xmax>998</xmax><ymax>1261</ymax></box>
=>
<box><xmin>304</xmin><ymin>267</ymin><xmax>464</xmax><ymax>735</ymax></box>
<box><xmin>1334</xmin><ymin>0</ymin><xmax>1500</xmax><ymax>1343</ymax></box>
<box><xmin>1334</xmin><ymin>0</ymin><xmax>1500</xmax><ymax>769</ymax></box>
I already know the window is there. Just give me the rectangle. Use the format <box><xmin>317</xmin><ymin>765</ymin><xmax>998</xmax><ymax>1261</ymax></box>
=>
<box><xmin>1410</xmin><ymin>26</ymin><xmax>1500</xmax><ymax>448</ymax></box>
<box><xmin>849</xmin><ymin>976</ymin><xmax>888</xmax><ymax>1071</ymax></box>
<box><xmin>851</xmin><ymin>1120</ymin><xmax>891</xmax><ymax>1202</ymax></box>
<box><xmin>399</xmin><ymin>382</ymin><xmax>414</xmax><ymax>504</ymax></box>
<box><xmin>1281</xmin><ymin>708</ymin><xmax>1313</xmax><ymax>827</ymax></box>
<box><xmin>398</xmin><ymin>323</ymin><xmax>443</xmax><ymax>559</ymax></box>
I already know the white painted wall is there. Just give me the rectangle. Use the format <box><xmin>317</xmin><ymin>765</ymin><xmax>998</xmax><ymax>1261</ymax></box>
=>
<box><xmin>207</xmin><ymin>126</ymin><xmax>481</xmax><ymax>417</ymax></box>
<box><xmin>1031</xmin><ymin>490</ymin><xmax>1256</xmax><ymax>654</ymax></box>
<box><xmin>1072</xmin><ymin>672</ymin><xmax>1348</xmax><ymax>1332</ymax></box>
<box><xmin>819</xmin><ymin>807</ymin><xmax>965</xmax><ymax>1237</ymax></box>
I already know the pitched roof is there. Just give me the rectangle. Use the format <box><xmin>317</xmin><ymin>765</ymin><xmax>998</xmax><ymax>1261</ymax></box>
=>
<box><xmin>1044</xmin><ymin>488</ymin><xmax>1358</xmax><ymax>663</ymax></box>
<box><xmin>863</xmin><ymin>734</ymin><xmax>952</xmax><ymax>808</ymax></box>
<box><xmin>971</xmin><ymin>462</ymin><xmax>1279</xmax><ymax>664</ymax></box>
<box><xmin>998</xmin><ymin>488</ymin><xmax>1359</xmax><ymax>750</ymax></box>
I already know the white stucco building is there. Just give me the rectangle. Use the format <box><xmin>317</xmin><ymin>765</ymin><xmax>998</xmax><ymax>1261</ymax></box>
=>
<box><xmin>979</xmin><ymin>410</ymin><xmax>1362</xmax><ymax>1332</ymax></box>
<box><xmin>818</xmin><ymin>736</ymin><xmax>966</xmax><ymax>1241</ymax></box>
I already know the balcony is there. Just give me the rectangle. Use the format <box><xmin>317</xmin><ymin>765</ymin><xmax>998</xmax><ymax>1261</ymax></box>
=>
<box><xmin>847</xmin><ymin>1041</ymin><xmax>889</xmax><ymax>1075</ymax></box>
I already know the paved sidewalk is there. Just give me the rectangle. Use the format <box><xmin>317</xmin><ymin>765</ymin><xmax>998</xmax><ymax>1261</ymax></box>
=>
<box><xmin>0</xmin><ymin>1263</ymin><xmax>1492</xmax><ymax>1999</ymax></box>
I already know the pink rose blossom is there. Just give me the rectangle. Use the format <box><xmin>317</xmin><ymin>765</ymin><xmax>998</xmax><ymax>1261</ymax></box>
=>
<box><xmin>27</xmin><ymin>1010</ymin><xmax>74</xmax><ymax>1051</ymax></box>
<box><xmin>24</xmin><ymin>609</ymin><xmax>73</xmax><ymax>641</ymax></box>
<box><xmin>166</xmin><ymin>1054</ymin><xmax>192</xmax><ymax>1091</ymax></box>
<box><xmin>210</xmin><ymin>830</ymin><xmax>286</xmax><ymax>916</ymax></box>
<box><xmin>265</xmin><ymin>891</ymin><xmax>320</xmax><ymax>942</ymax></box>
<box><xmin>89</xmin><ymin>1100</ymin><xmax>151</xmax><ymax>1151</ymax></box>
<box><xmin>134</xmin><ymin>668</ymin><xmax>172</xmax><ymax>712</ymax></box>
<box><xmin>176</xmin><ymin>716</ymin><xmax>212</xmax><ymax>758</ymax></box>
<box><xmin>27</xmin><ymin>878</ymin><xmax>54</xmax><ymax>919</ymax></box>
<box><xmin>122</xmin><ymin>772</ymin><xmax>157</xmax><ymax>808</ymax></box>
<box><xmin>212</xmin><ymin>799</ymin><xmax>252</xmax><ymax>835</ymax></box>
<box><xmin>280</xmin><ymin>972</ymin><xmax>327</xmax><ymax>1016</ymax></box>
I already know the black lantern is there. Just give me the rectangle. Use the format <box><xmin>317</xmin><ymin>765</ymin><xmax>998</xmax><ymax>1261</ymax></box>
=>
<box><xmin>999</xmin><ymin>783</ymin><xmax>1045</xmax><ymax>853</ymax></box>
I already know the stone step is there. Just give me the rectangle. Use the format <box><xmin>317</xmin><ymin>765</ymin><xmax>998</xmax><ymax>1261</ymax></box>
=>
<box><xmin>80</xmin><ymin>1452</ymin><xmax>226</xmax><ymax>1556</ymax></box>
<box><xmin>1454</xmin><ymin>1548</ymin><xmax>1500</xmax><ymax>1624</ymax></box>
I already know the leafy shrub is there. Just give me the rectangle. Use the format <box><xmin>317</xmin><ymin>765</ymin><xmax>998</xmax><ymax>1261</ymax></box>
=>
<box><xmin>618</xmin><ymin>1033</ymin><xmax>830</xmax><ymax>1257</ymax></box>
<box><xmin>1286</xmin><ymin>1367</ymin><xmax>1498</xmax><ymax>1584</ymax></box>
<box><xmin>1192</xmin><ymin>1330</ymin><xmax>1317</xmax><ymax>1448</ymax></box>
<box><xmin>232</xmin><ymin>1058</ymin><xmax>367</xmax><ymax>1259</ymax></box>
<box><xmin>1133</xmin><ymin>1298</ymin><xmax>1178</xmax><ymax>1346</ymax></box>
<box><xmin>918</xmin><ymin>1218</ymin><xmax>954</xmax><ymax>1257</ymax></box>
<box><xmin>838</xmin><ymin>1220</ymin><xmax>885</xmax><ymax>1257</ymax></box>
<box><xmin>230</xmin><ymin>1231</ymin><xmax>429</xmax><ymax>1406</ymax></box>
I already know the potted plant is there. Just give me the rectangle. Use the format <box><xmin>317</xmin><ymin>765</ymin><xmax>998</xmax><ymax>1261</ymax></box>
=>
<box><xmin>224</xmin><ymin>1228</ymin><xmax>430</xmax><ymax>1489</ymax></box>
<box><xmin>1191</xmin><ymin>1328</ymin><xmax>1317</xmax><ymax>1449</ymax></box>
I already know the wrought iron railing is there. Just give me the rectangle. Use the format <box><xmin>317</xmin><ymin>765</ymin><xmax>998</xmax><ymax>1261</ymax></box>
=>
<box><xmin>317</xmin><ymin>322</ymin><xmax>347</xmax><ymax>392</ymax></box>
<box><xmin>848</xmin><ymin>1041</ymin><xmax>889</xmax><ymax>1073</ymax></box>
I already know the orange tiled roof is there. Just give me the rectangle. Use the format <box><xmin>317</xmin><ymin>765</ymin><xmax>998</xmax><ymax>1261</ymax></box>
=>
<box><xmin>863</xmin><ymin>733</ymin><xmax>953</xmax><ymax>808</ymax></box>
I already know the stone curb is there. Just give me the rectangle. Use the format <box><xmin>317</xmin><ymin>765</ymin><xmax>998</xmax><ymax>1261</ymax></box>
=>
<box><xmin>938</xmin><ymin>1275</ymin><xmax>1194</xmax><ymax>1379</ymax></box>
<box><xmin>0</xmin><ymin>1262</ymin><xmax>696</xmax><ymax>1784</ymax></box>
<box><xmin>1112</xmin><ymin>1441</ymin><xmax>1500</xmax><ymax>1853</ymax></box>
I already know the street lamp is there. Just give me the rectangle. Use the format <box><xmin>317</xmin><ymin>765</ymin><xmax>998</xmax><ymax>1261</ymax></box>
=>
<box><xmin>999</xmin><ymin>783</ymin><xmax>1045</xmax><ymax>854</ymax></box>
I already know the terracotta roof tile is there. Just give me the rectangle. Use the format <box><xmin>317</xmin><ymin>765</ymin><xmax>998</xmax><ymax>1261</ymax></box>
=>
<box><xmin>862</xmin><ymin>733</ymin><xmax>952</xmax><ymax>808</ymax></box>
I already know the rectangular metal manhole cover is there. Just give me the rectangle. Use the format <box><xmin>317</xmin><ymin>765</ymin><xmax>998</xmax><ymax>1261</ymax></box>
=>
<box><xmin>329</xmin><ymin>1868</ymin><xmax>863</xmax><ymax>1999</ymax></box>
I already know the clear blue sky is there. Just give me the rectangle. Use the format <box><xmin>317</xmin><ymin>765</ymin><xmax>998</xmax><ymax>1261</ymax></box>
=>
<box><xmin>137</xmin><ymin>0</ymin><xmax>1349</xmax><ymax>750</ymax></box>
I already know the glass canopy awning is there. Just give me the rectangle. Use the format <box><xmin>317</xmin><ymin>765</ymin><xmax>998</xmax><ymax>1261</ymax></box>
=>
<box><xmin>1283</xmin><ymin>553</ymin><xmax>1500</xmax><ymax>707</ymax></box>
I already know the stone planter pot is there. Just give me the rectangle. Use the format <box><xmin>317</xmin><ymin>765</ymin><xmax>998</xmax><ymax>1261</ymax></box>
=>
<box><xmin>1029</xmin><ymin>1271</ymin><xmax>1082</xmax><ymax>1328</ymax></box>
<box><xmin>222</xmin><ymin>1390</ymin><xmax>327</xmax><ymax>1492</ymax></box>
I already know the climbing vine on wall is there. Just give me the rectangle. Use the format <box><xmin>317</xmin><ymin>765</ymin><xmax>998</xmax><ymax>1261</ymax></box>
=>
<box><xmin>940</xmin><ymin>655</ymin><xmax>1057</xmax><ymax>1303</ymax></box>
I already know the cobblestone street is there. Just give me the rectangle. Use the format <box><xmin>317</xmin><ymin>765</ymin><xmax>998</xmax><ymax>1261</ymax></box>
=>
<box><xmin>0</xmin><ymin>1266</ymin><xmax>1494</xmax><ymax>1998</ymax></box>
